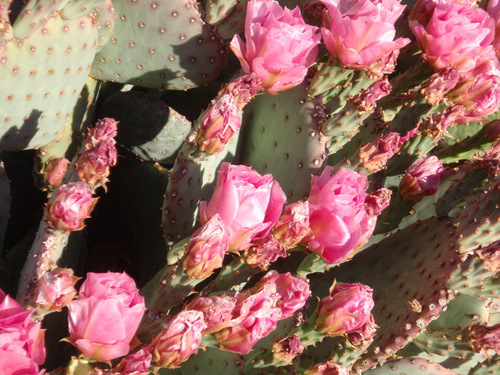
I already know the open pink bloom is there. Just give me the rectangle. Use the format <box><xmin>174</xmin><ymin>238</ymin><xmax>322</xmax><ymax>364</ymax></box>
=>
<box><xmin>230</xmin><ymin>0</ymin><xmax>320</xmax><ymax>93</ymax></box>
<box><xmin>252</xmin><ymin>270</ymin><xmax>311</xmax><ymax>319</ymax></box>
<box><xmin>67</xmin><ymin>272</ymin><xmax>146</xmax><ymax>362</ymax></box>
<box><xmin>303</xmin><ymin>361</ymin><xmax>350</xmax><ymax>375</ymax></box>
<box><xmin>316</xmin><ymin>282</ymin><xmax>375</xmax><ymax>339</ymax></box>
<box><xmin>196</xmin><ymin>94</ymin><xmax>242</xmax><ymax>154</ymax></box>
<box><xmin>409</xmin><ymin>0</ymin><xmax>495</xmax><ymax>71</ymax></box>
<box><xmin>44</xmin><ymin>157</ymin><xmax>70</xmax><ymax>187</ymax></box>
<box><xmin>399</xmin><ymin>156</ymin><xmax>445</xmax><ymax>203</ymax></box>
<box><xmin>306</xmin><ymin>167</ymin><xmax>370</xmax><ymax>265</ymax></box>
<box><xmin>46</xmin><ymin>181</ymin><xmax>97</xmax><ymax>232</ymax></box>
<box><xmin>0</xmin><ymin>289</ymin><xmax>46</xmax><ymax>375</ymax></box>
<box><xmin>151</xmin><ymin>310</ymin><xmax>207</xmax><ymax>368</ymax></box>
<box><xmin>182</xmin><ymin>214</ymin><xmax>228</xmax><ymax>279</ymax></box>
<box><xmin>200</xmin><ymin>162</ymin><xmax>286</xmax><ymax>252</ymax></box>
<box><xmin>321</xmin><ymin>0</ymin><xmax>410</xmax><ymax>69</ymax></box>
<box><xmin>35</xmin><ymin>267</ymin><xmax>79</xmax><ymax>311</ymax></box>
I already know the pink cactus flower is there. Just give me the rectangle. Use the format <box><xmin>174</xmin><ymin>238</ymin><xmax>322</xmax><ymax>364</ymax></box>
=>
<box><xmin>46</xmin><ymin>181</ymin><xmax>97</xmax><ymax>232</ymax></box>
<box><xmin>321</xmin><ymin>0</ymin><xmax>410</xmax><ymax>69</ymax></box>
<box><xmin>200</xmin><ymin>162</ymin><xmax>286</xmax><ymax>252</ymax></box>
<box><xmin>66</xmin><ymin>272</ymin><xmax>146</xmax><ymax>362</ymax></box>
<box><xmin>316</xmin><ymin>282</ymin><xmax>375</xmax><ymax>339</ymax></box>
<box><xmin>305</xmin><ymin>167</ymin><xmax>371</xmax><ymax>265</ymax></box>
<box><xmin>409</xmin><ymin>0</ymin><xmax>495</xmax><ymax>71</ymax></box>
<box><xmin>76</xmin><ymin>140</ymin><xmax>118</xmax><ymax>187</ymax></box>
<box><xmin>111</xmin><ymin>346</ymin><xmax>153</xmax><ymax>375</ymax></box>
<box><xmin>399</xmin><ymin>156</ymin><xmax>445</xmax><ymax>203</ymax></box>
<box><xmin>272</xmin><ymin>335</ymin><xmax>304</xmax><ymax>365</ymax></box>
<box><xmin>87</xmin><ymin>117</ymin><xmax>118</xmax><ymax>146</ymax></box>
<box><xmin>353</xmin><ymin>76</ymin><xmax>392</xmax><ymax>112</ymax></box>
<box><xmin>195</xmin><ymin>94</ymin><xmax>241</xmax><ymax>154</ymax></box>
<box><xmin>420</xmin><ymin>67</ymin><xmax>460</xmax><ymax>106</ymax></box>
<box><xmin>35</xmin><ymin>267</ymin><xmax>79</xmax><ymax>311</ymax></box>
<box><xmin>251</xmin><ymin>270</ymin><xmax>311</xmax><ymax>319</ymax></box>
<box><xmin>151</xmin><ymin>310</ymin><xmax>207</xmax><ymax>368</ymax></box>
<box><xmin>44</xmin><ymin>157</ymin><xmax>70</xmax><ymax>187</ymax></box>
<box><xmin>182</xmin><ymin>214</ymin><xmax>229</xmax><ymax>279</ymax></box>
<box><xmin>272</xmin><ymin>201</ymin><xmax>311</xmax><ymax>249</ymax></box>
<box><xmin>303</xmin><ymin>361</ymin><xmax>350</xmax><ymax>375</ymax></box>
<box><xmin>187</xmin><ymin>294</ymin><xmax>239</xmax><ymax>334</ymax></box>
<box><xmin>488</xmin><ymin>0</ymin><xmax>500</xmax><ymax>57</ymax></box>
<box><xmin>0</xmin><ymin>289</ymin><xmax>46</xmax><ymax>375</ymax></box>
<box><xmin>359</xmin><ymin>132</ymin><xmax>402</xmax><ymax>172</ymax></box>
<box><xmin>230</xmin><ymin>0</ymin><xmax>320</xmax><ymax>93</ymax></box>
<box><xmin>244</xmin><ymin>234</ymin><xmax>287</xmax><ymax>269</ymax></box>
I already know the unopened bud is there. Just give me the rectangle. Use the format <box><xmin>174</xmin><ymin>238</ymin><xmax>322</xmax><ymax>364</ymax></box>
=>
<box><xmin>359</xmin><ymin>132</ymin><xmax>401</xmax><ymax>172</ymax></box>
<box><xmin>399</xmin><ymin>156</ymin><xmax>445</xmax><ymax>203</ymax></box>
<box><xmin>44</xmin><ymin>157</ymin><xmax>70</xmax><ymax>187</ymax></box>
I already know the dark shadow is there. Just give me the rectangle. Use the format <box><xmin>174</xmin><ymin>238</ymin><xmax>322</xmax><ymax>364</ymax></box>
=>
<box><xmin>0</xmin><ymin>109</ymin><xmax>41</xmax><ymax>151</ymax></box>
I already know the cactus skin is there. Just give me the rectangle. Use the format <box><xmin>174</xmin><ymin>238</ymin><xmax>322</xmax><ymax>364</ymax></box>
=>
<box><xmin>362</xmin><ymin>358</ymin><xmax>458</xmax><ymax>375</ymax></box>
<box><xmin>205</xmin><ymin>0</ymin><xmax>248</xmax><ymax>40</ymax></box>
<box><xmin>0</xmin><ymin>13</ymin><xmax>99</xmax><ymax>151</ymax></box>
<box><xmin>90</xmin><ymin>0</ymin><xmax>227</xmax><ymax>90</ymax></box>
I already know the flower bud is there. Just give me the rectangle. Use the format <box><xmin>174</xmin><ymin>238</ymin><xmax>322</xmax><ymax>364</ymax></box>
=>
<box><xmin>195</xmin><ymin>95</ymin><xmax>241</xmax><ymax>154</ymax></box>
<box><xmin>219</xmin><ymin>73</ymin><xmax>261</xmax><ymax>110</ymax></box>
<box><xmin>364</xmin><ymin>188</ymin><xmax>392</xmax><ymax>217</ymax></box>
<box><xmin>399</xmin><ymin>156</ymin><xmax>445</xmax><ymax>203</ymax></box>
<box><xmin>353</xmin><ymin>77</ymin><xmax>392</xmax><ymax>112</ymax></box>
<box><xmin>46</xmin><ymin>181</ymin><xmax>97</xmax><ymax>232</ymax></box>
<box><xmin>272</xmin><ymin>335</ymin><xmax>304</xmax><ymax>365</ymax></box>
<box><xmin>35</xmin><ymin>267</ymin><xmax>79</xmax><ymax>311</ymax></box>
<box><xmin>151</xmin><ymin>310</ymin><xmax>207</xmax><ymax>368</ymax></box>
<box><xmin>316</xmin><ymin>282</ymin><xmax>375</xmax><ymax>339</ymax></box>
<box><xmin>303</xmin><ymin>361</ymin><xmax>349</xmax><ymax>375</ymax></box>
<box><xmin>186</xmin><ymin>295</ymin><xmax>238</xmax><ymax>334</ymax></box>
<box><xmin>359</xmin><ymin>132</ymin><xmax>401</xmax><ymax>172</ymax></box>
<box><xmin>76</xmin><ymin>140</ymin><xmax>118</xmax><ymax>187</ymax></box>
<box><xmin>244</xmin><ymin>234</ymin><xmax>287</xmax><ymax>269</ymax></box>
<box><xmin>182</xmin><ymin>214</ymin><xmax>228</xmax><ymax>279</ymax></box>
<box><xmin>44</xmin><ymin>157</ymin><xmax>70</xmax><ymax>187</ymax></box>
<box><xmin>272</xmin><ymin>201</ymin><xmax>311</xmax><ymax>248</ymax></box>
<box><xmin>87</xmin><ymin>117</ymin><xmax>118</xmax><ymax>146</ymax></box>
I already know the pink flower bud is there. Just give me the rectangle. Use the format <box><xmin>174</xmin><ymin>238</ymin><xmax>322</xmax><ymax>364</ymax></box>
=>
<box><xmin>187</xmin><ymin>295</ymin><xmax>238</xmax><ymax>334</ymax></box>
<box><xmin>321</xmin><ymin>0</ymin><xmax>410</xmax><ymax>69</ymax></box>
<box><xmin>252</xmin><ymin>270</ymin><xmax>311</xmax><ymax>319</ymax></box>
<box><xmin>76</xmin><ymin>140</ymin><xmax>118</xmax><ymax>187</ymax></box>
<box><xmin>44</xmin><ymin>157</ymin><xmax>70</xmax><ymax>187</ymax></box>
<box><xmin>359</xmin><ymin>132</ymin><xmax>402</xmax><ymax>172</ymax></box>
<box><xmin>182</xmin><ymin>214</ymin><xmax>228</xmax><ymax>279</ymax></box>
<box><xmin>200</xmin><ymin>163</ymin><xmax>286</xmax><ymax>252</ymax></box>
<box><xmin>306</xmin><ymin>167</ymin><xmax>371</xmax><ymax>265</ymax></box>
<box><xmin>230</xmin><ymin>0</ymin><xmax>320</xmax><ymax>93</ymax></box>
<box><xmin>46</xmin><ymin>181</ymin><xmax>97</xmax><ymax>232</ymax></box>
<box><xmin>364</xmin><ymin>188</ymin><xmax>392</xmax><ymax>217</ymax></box>
<box><xmin>244</xmin><ymin>234</ymin><xmax>287</xmax><ymax>269</ymax></box>
<box><xmin>88</xmin><ymin>118</ymin><xmax>118</xmax><ymax>146</ymax></box>
<box><xmin>303</xmin><ymin>361</ymin><xmax>349</xmax><ymax>375</ymax></box>
<box><xmin>353</xmin><ymin>77</ymin><xmax>392</xmax><ymax>112</ymax></box>
<box><xmin>399</xmin><ymin>156</ymin><xmax>445</xmax><ymax>203</ymax></box>
<box><xmin>66</xmin><ymin>272</ymin><xmax>146</xmax><ymax>361</ymax></box>
<box><xmin>219</xmin><ymin>73</ymin><xmax>261</xmax><ymax>110</ymax></box>
<box><xmin>112</xmin><ymin>346</ymin><xmax>153</xmax><ymax>375</ymax></box>
<box><xmin>347</xmin><ymin>314</ymin><xmax>377</xmax><ymax>346</ymax></box>
<box><xmin>316</xmin><ymin>282</ymin><xmax>375</xmax><ymax>338</ymax></box>
<box><xmin>195</xmin><ymin>95</ymin><xmax>241</xmax><ymax>154</ymax></box>
<box><xmin>470</xmin><ymin>323</ymin><xmax>500</xmax><ymax>357</ymax></box>
<box><xmin>409</xmin><ymin>0</ymin><xmax>495</xmax><ymax>71</ymax></box>
<box><xmin>272</xmin><ymin>201</ymin><xmax>311</xmax><ymax>248</ymax></box>
<box><xmin>151</xmin><ymin>310</ymin><xmax>207</xmax><ymax>368</ymax></box>
<box><xmin>0</xmin><ymin>289</ymin><xmax>46</xmax><ymax>374</ymax></box>
<box><xmin>35</xmin><ymin>267</ymin><xmax>79</xmax><ymax>311</ymax></box>
<box><xmin>272</xmin><ymin>335</ymin><xmax>304</xmax><ymax>365</ymax></box>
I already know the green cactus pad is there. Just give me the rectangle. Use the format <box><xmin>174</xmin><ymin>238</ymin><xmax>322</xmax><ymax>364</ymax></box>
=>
<box><xmin>362</xmin><ymin>357</ymin><xmax>457</xmax><ymax>375</ymax></box>
<box><xmin>468</xmin><ymin>355</ymin><xmax>500</xmax><ymax>375</ymax></box>
<box><xmin>98</xmin><ymin>91</ymin><xmax>192</xmax><ymax>164</ymax></box>
<box><xmin>205</xmin><ymin>0</ymin><xmax>247</xmax><ymax>40</ymax></box>
<box><xmin>59</xmin><ymin>0</ymin><xmax>105</xmax><ymax>19</ymax></box>
<box><xmin>239</xmin><ymin>83</ymin><xmax>328</xmax><ymax>202</ymax></box>
<box><xmin>313</xmin><ymin>216</ymin><xmax>465</xmax><ymax>373</ymax></box>
<box><xmin>90</xmin><ymin>0</ymin><xmax>227</xmax><ymax>90</ymax></box>
<box><xmin>0</xmin><ymin>14</ymin><xmax>98</xmax><ymax>150</ymax></box>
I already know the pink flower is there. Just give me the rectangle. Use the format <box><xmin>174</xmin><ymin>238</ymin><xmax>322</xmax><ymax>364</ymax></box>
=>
<box><xmin>112</xmin><ymin>346</ymin><xmax>153</xmax><ymax>375</ymax></box>
<box><xmin>272</xmin><ymin>201</ymin><xmax>311</xmax><ymax>248</ymax></box>
<box><xmin>303</xmin><ymin>361</ymin><xmax>350</xmax><ymax>375</ymax></box>
<box><xmin>409</xmin><ymin>0</ymin><xmax>495</xmax><ymax>71</ymax></box>
<box><xmin>187</xmin><ymin>295</ymin><xmax>239</xmax><ymax>334</ymax></box>
<box><xmin>200</xmin><ymin>163</ymin><xmax>286</xmax><ymax>252</ymax></box>
<box><xmin>315</xmin><ymin>282</ymin><xmax>375</xmax><ymax>339</ymax></box>
<box><xmin>230</xmin><ymin>0</ymin><xmax>320</xmax><ymax>93</ymax></box>
<box><xmin>46</xmin><ymin>181</ymin><xmax>97</xmax><ymax>232</ymax></box>
<box><xmin>399</xmin><ymin>156</ymin><xmax>445</xmax><ymax>203</ymax></box>
<box><xmin>359</xmin><ymin>132</ymin><xmax>402</xmax><ymax>172</ymax></box>
<box><xmin>0</xmin><ymin>289</ymin><xmax>46</xmax><ymax>375</ymax></box>
<box><xmin>252</xmin><ymin>270</ymin><xmax>311</xmax><ymax>319</ymax></box>
<box><xmin>182</xmin><ymin>214</ymin><xmax>228</xmax><ymax>279</ymax></box>
<box><xmin>195</xmin><ymin>94</ymin><xmax>242</xmax><ymax>154</ymax></box>
<box><xmin>76</xmin><ymin>140</ymin><xmax>118</xmax><ymax>187</ymax></box>
<box><xmin>151</xmin><ymin>310</ymin><xmax>207</xmax><ymax>368</ymax></box>
<box><xmin>44</xmin><ymin>157</ymin><xmax>70</xmax><ymax>187</ymax></box>
<box><xmin>35</xmin><ymin>267</ymin><xmax>79</xmax><ymax>311</ymax></box>
<box><xmin>353</xmin><ymin>76</ymin><xmax>392</xmax><ymax>112</ymax></box>
<box><xmin>88</xmin><ymin>118</ymin><xmax>118</xmax><ymax>145</ymax></box>
<box><xmin>244</xmin><ymin>234</ymin><xmax>287</xmax><ymax>269</ymax></box>
<box><xmin>488</xmin><ymin>0</ymin><xmax>500</xmax><ymax>56</ymax></box>
<box><xmin>321</xmin><ymin>0</ymin><xmax>410</xmax><ymax>69</ymax></box>
<box><xmin>306</xmin><ymin>167</ymin><xmax>370</xmax><ymax>265</ymax></box>
<box><xmin>67</xmin><ymin>272</ymin><xmax>146</xmax><ymax>362</ymax></box>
